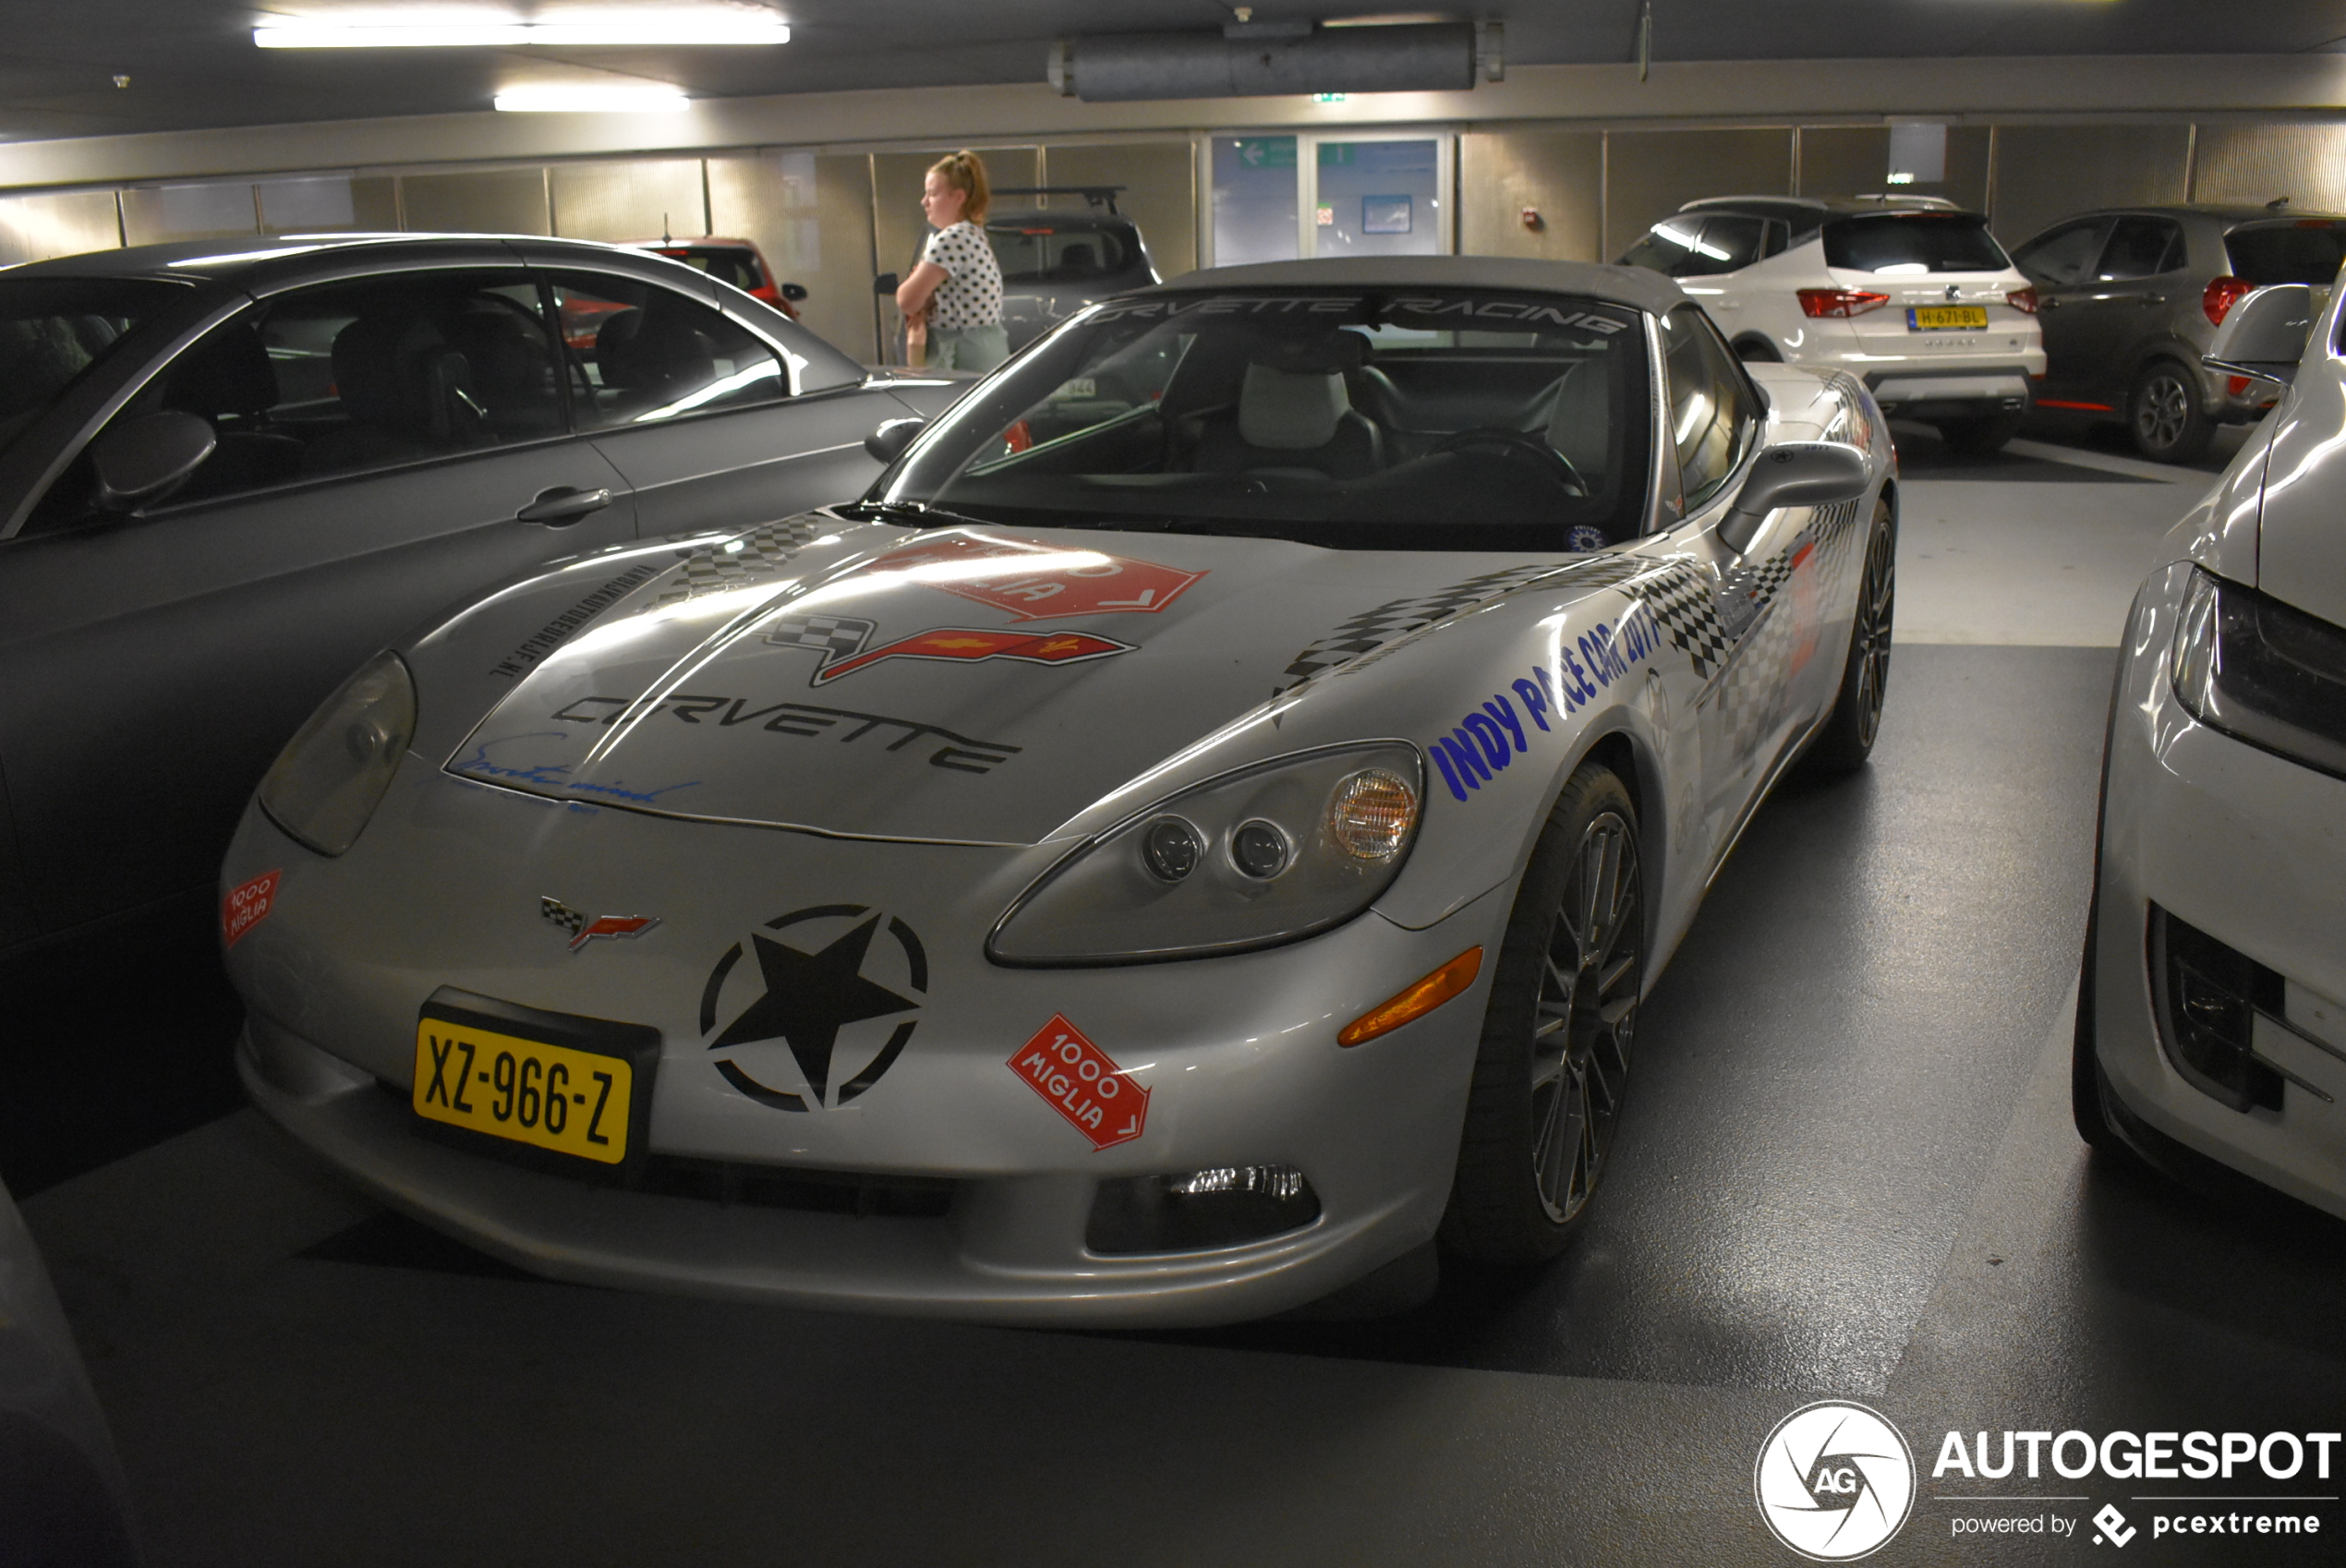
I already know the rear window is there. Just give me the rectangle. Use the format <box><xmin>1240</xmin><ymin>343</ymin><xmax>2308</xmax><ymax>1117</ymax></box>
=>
<box><xmin>1823</xmin><ymin>213</ymin><xmax>2010</xmax><ymax>274</ymax></box>
<box><xmin>0</xmin><ymin>277</ymin><xmax>185</xmax><ymax>459</ymax></box>
<box><xmin>2224</xmin><ymin>223</ymin><xmax>2346</xmax><ymax>286</ymax></box>
<box><xmin>1620</xmin><ymin>215</ymin><xmax>1782</xmax><ymax>278</ymax></box>
<box><xmin>988</xmin><ymin>225</ymin><xmax>1131</xmax><ymax>283</ymax></box>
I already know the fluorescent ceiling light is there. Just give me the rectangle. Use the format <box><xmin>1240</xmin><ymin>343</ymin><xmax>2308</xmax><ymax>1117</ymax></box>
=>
<box><xmin>255</xmin><ymin>17</ymin><xmax>789</xmax><ymax>48</ymax></box>
<box><xmin>493</xmin><ymin>85</ymin><xmax>691</xmax><ymax>112</ymax></box>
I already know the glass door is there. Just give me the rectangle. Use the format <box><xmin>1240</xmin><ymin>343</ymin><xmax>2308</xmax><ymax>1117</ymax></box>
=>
<box><xmin>1308</xmin><ymin>138</ymin><xmax>1445</xmax><ymax>258</ymax></box>
<box><xmin>1210</xmin><ymin>135</ymin><xmax>1300</xmax><ymax>266</ymax></box>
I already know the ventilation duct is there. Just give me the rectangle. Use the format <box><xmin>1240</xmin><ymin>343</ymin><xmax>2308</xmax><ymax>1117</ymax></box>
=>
<box><xmin>1047</xmin><ymin>20</ymin><xmax>1502</xmax><ymax>103</ymax></box>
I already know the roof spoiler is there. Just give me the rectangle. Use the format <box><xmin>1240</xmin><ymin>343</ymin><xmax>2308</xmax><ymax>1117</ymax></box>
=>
<box><xmin>992</xmin><ymin>186</ymin><xmax>1126</xmax><ymax>214</ymax></box>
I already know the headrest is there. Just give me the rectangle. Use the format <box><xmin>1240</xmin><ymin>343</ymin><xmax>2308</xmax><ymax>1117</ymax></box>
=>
<box><xmin>598</xmin><ymin>307</ymin><xmax>714</xmax><ymax>391</ymax></box>
<box><xmin>1251</xmin><ymin>332</ymin><xmax>1366</xmax><ymax>376</ymax></box>
<box><xmin>448</xmin><ymin>308</ymin><xmax>544</xmax><ymax>401</ymax></box>
<box><xmin>1239</xmin><ymin>363</ymin><xmax>1349</xmax><ymax>451</ymax></box>
<box><xmin>331</xmin><ymin>314</ymin><xmax>455</xmax><ymax>435</ymax></box>
<box><xmin>168</xmin><ymin>323</ymin><xmax>278</xmax><ymax>417</ymax></box>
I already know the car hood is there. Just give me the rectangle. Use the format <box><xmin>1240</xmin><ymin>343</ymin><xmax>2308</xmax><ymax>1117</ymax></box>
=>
<box><xmin>448</xmin><ymin>519</ymin><xmax>1587</xmax><ymax>845</ymax></box>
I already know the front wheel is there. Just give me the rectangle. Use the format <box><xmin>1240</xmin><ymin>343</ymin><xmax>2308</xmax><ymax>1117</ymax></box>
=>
<box><xmin>1804</xmin><ymin>495</ymin><xmax>1896</xmax><ymax>773</ymax></box>
<box><xmin>1441</xmin><ymin>762</ymin><xmax>1645</xmax><ymax>1265</ymax></box>
<box><xmin>2127</xmin><ymin>359</ymin><xmax>2213</xmax><ymax>464</ymax></box>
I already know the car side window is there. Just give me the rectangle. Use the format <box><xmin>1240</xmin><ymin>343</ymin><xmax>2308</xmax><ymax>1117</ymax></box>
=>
<box><xmin>1621</xmin><ymin>218</ymin><xmax>1711</xmax><ymax>277</ymax></box>
<box><xmin>25</xmin><ymin>270</ymin><xmax>563</xmax><ymax>530</ymax></box>
<box><xmin>1661</xmin><ymin>306</ymin><xmax>1756</xmax><ymax>513</ymax></box>
<box><xmin>542</xmin><ymin>271</ymin><xmax>788</xmax><ymax>430</ymax></box>
<box><xmin>2098</xmin><ymin>216</ymin><xmax>2185</xmax><ymax>281</ymax></box>
<box><xmin>2013</xmin><ymin>219</ymin><xmax>2112</xmax><ymax>288</ymax></box>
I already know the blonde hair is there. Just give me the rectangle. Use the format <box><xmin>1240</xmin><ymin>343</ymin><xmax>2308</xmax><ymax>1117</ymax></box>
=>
<box><xmin>927</xmin><ymin>150</ymin><xmax>990</xmax><ymax>224</ymax></box>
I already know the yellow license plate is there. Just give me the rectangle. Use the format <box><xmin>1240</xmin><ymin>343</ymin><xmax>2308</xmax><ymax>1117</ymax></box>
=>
<box><xmin>1907</xmin><ymin>305</ymin><xmax>1989</xmax><ymax>331</ymax></box>
<box><xmin>414</xmin><ymin>1015</ymin><xmax>636</xmax><ymax>1164</ymax></box>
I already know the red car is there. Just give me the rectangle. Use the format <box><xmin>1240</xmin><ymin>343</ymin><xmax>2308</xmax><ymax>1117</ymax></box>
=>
<box><xmin>627</xmin><ymin>236</ymin><xmax>805</xmax><ymax>317</ymax></box>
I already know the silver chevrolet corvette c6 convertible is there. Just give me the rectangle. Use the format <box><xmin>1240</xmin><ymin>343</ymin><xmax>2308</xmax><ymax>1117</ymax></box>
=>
<box><xmin>221</xmin><ymin>257</ymin><xmax>1896</xmax><ymax>1327</ymax></box>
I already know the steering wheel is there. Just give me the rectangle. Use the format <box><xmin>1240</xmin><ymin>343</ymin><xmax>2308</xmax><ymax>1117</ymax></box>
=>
<box><xmin>1428</xmin><ymin>427</ymin><xmax>1586</xmax><ymax>494</ymax></box>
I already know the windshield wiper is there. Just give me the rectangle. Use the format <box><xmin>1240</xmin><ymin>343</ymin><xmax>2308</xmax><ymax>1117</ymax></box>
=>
<box><xmin>833</xmin><ymin>499</ymin><xmax>998</xmax><ymax>530</ymax></box>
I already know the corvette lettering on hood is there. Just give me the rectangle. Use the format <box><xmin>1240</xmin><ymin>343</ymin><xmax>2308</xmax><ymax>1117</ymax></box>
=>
<box><xmin>445</xmin><ymin>523</ymin><xmax>1602</xmax><ymax>844</ymax></box>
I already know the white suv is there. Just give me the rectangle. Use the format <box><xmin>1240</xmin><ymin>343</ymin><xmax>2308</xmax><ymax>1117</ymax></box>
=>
<box><xmin>1622</xmin><ymin>196</ymin><xmax>2047</xmax><ymax>453</ymax></box>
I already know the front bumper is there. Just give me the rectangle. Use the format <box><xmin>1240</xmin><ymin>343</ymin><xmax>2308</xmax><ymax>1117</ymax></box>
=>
<box><xmin>224</xmin><ymin>771</ymin><xmax>1504</xmax><ymax>1327</ymax></box>
<box><xmin>2089</xmin><ymin>564</ymin><xmax>2346</xmax><ymax>1216</ymax></box>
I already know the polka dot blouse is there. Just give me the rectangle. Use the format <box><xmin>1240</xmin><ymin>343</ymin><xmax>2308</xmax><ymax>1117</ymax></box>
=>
<box><xmin>922</xmin><ymin>220</ymin><xmax>1004</xmax><ymax>332</ymax></box>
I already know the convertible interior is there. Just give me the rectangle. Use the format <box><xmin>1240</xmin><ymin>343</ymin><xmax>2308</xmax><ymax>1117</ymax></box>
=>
<box><xmin>924</xmin><ymin>316</ymin><xmax>1650</xmax><ymax>551</ymax></box>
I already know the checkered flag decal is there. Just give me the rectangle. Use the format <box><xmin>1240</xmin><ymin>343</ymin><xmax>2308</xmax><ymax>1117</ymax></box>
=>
<box><xmin>1276</xmin><ymin>561</ymin><xmax>1609</xmax><ymax>693</ymax></box>
<box><xmin>653</xmin><ymin>516</ymin><xmax>829</xmax><ymax>607</ymax></box>
<box><xmin>765</xmin><ymin>613</ymin><xmax>875</xmax><ymax>659</ymax></box>
<box><xmin>1636</xmin><ymin>561</ymin><xmax>1733</xmax><ymax>679</ymax></box>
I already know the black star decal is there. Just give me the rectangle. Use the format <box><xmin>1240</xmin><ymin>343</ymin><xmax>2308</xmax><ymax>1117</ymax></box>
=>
<box><xmin>707</xmin><ymin>914</ymin><xmax>918</xmax><ymax>1104</ymax></box>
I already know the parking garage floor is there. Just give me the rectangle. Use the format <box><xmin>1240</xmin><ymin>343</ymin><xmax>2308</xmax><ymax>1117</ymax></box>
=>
<box><xmin>14</xmin><ymin>423</ymin><xmax>2343</xmax><ymax>1568</ymax></box>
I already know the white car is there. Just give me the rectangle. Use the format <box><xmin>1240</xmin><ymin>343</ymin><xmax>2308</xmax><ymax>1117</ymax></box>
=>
<box><xmin>221</xmin><ymin>257</ymin><xmax>1894</xmax><ymax>1327</ymax></box>
<box><xmin>1621</xmin><ymin>196</ymin><xmax>2046</xmax><ymax>453</ymax></box>
<box><xmin>2075</xmin><ymin>281</ymin><xmax>2346</xmax><ymax>1215</ymax></box>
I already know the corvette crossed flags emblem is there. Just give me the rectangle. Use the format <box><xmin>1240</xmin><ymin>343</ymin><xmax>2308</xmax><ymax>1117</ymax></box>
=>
<box><xmin>540</xmin><ymin>896</ymin><xmax>660</xmax><ymax>952</ymax></box>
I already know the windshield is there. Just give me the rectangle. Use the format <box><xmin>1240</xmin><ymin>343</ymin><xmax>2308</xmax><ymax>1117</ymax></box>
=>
<box><xmin>875</xmin><ymin>287</ymin><xmax>1651</xmax><ymax>551</ymax></box>
<box><xmin>0</xmin><ymin>277</ymin><xmax>184</xmax><ymax>458</ymax></box>
<box><xmin>1823</xmin><ymin>213</ymin><xmax>2010</xmax><ymax>274</ymax></box>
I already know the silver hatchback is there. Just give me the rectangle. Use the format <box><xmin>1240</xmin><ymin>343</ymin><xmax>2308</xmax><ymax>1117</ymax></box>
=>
<box><xmin>2012</xmin><ymin>203</ymin><xmax>2346</xmax><ymax>462</ymax></box>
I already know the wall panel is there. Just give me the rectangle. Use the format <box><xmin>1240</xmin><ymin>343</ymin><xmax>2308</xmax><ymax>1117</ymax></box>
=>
<box><xmin>1988</xmin><ymin>123</ymin><xmax>2190</xmax><ymax>246</ymax></box>
<box><xmin>1459</xmin><ymin>129</ymin><xmax>1602</xmax><ymax>261</ymax></box>
<box><xmin>550</xmin><ymin>158</ymin><xmax>706</xmax><ymax>243</ymax></box>
<box><xmin>1038</xmin><ymin>141</ymin><xmax>1197</xmax><ymax>278</ymax></box>
<box><xmin>120</xmin><ymin>182</ymin><xmax>255</xmax><ymax>245</ymax></box>
<box><xmin>1602</xmin><ymin>128</ymin><xmax>1793</xmax><ymax>258</ymax></box>
<box><xmin>2193</xmin><ymin>123</ymin><xmax>2346</xmax><ymax>213</ymax></box>
<box><xmin>0</xmin><ymin>189</ymin><xmax>120</xmax><ymax>264</ymax></box>
<box><xmin>399</xmin><ymin>167</ymin><xmax>549</xmax><ymax>235</ymax></box>
<box><xmin>707</xmin><ymin>151</ymin><xmax>880</xmax><ymax>362</ymax></box>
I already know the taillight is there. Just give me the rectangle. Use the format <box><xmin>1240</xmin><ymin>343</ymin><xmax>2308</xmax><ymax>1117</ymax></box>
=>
<box><xmin>1797</xmin><ymin>287</ymin><xmax>1891</xmax><ymax>320</ymax></box>
<box><xmin>2226</xmin><ymin>374</ymin><xmax>2252</xmax><ymax>397</ymax></box>
<box><xmin>2004</xmin><ymin>287</ymin><xmax>2038</xmax><ymax>315</ymax></box>
<box><xmin>2204</xmin><ymin>275</ymin><xmax>2255</xmax><ymax>326</ymax></box>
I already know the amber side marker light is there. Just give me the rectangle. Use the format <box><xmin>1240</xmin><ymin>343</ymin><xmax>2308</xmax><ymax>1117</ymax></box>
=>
<box><xmin>1338</xmin><ymin>947</ymin><xmax>1483</xmax><ymax>1047</ymax></box>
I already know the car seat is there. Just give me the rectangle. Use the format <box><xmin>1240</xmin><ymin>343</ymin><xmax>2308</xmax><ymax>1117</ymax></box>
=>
<box><xmin>161</xmin><ymin>322</ymin><xmax>304</xmax><ymax>494</ymax></box>
<box><xmin>448</xmin><ymin>306</ymin><xmax>559</xmax><ymax>440</ymax></box>
<box><xmin>1542</xmin><ymin>359</ymin><xmax>1611</xmax><ymax>479</ymax></box>
<box><xmin>1192</xmin><ymin>333</ymin><xmax>1385</xmax><ymax>479</ymax></box>
<box><xmin>1058</xmin><ymin>242</ymin><xmax>1098</xmax><ymax>275</ymax></box>
<box><xmin>594</xmin><ymin>307</ymin><xmax>716</xmax><ymax>412</ymax></box>
<box><xmin>302</xmin><ymin>314</ymin><xmax>485</xmax><ymax>475</ymax></box>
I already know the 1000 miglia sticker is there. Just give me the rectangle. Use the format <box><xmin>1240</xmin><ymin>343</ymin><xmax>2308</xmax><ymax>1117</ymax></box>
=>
<box><xmin>1429</xmin><ymin>609</ymin><xmax>1658</xmax><ymax>802</ymax></box>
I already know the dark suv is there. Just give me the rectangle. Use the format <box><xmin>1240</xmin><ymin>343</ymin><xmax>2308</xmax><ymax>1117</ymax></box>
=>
<box><xmin>2011</xmin><ymin>204</ymin><xmax>2346</xmax><ymax>462</ymax></box>
<box><xmin>985</xmin><ymin>187</ymin><xmax>1161</xmax><ymax>353</ymax></box>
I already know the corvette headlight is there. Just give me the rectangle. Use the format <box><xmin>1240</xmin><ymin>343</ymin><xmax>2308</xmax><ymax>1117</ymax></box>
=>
<box><xmin>2171</xmin><ymin>568</ymin><xmax>2346</xmax><ymax>781</ymax></box>
<box><xmin>258</xmin><ymin>651</ymin><xmax>416</xmax><ymax>856</ymax></box>
<box><xmin>989</xmin><ymin>743</ymin><xmax>1423</xmax><ymax>966</ymax></box>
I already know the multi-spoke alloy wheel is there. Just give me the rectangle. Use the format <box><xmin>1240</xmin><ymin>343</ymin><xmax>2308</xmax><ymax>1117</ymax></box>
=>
<box><xmin>2128</xmin><ymin>360</ymin><xmax>2212</xmax><ymax>464</ymax></box>
<box><xmin>1442</xmin><ymin>762</ymin><xmax>1645</xmax><ymax>1264</ymax></box>
<box><xmin>1528</xmin><ymin>806</ymin><xmax>1642</xmax><ymax>1224</ymax></box>
<box><xmin>1808</xmin><ymin>494</ymin><xmax>1897</xmax><ymax>772</ymax></box>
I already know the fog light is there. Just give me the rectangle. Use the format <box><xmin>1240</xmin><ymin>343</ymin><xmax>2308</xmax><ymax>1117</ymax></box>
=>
<box><xmin>1086</xmin><ymin>1164</ymin><xmax>1320</xmax><ymax>1254</ymax></box>
<box><xmin>2150</xmin><ymin>906</ymin><xmax>2284</xmax><ymax>1113</ymax></box>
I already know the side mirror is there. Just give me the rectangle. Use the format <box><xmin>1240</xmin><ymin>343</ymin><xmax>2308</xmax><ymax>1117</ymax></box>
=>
<box><xmin>2205</xmin><ymin>283</ymin><xmax>2318</xmax><ymax>388</ymax></box>
<box><xmin>873</xmin><ymin>272</ymin><xmax>901</xmax><ymax>296</ymax></box>
<box><xmin>1717</xmin><ymin>441</ymin><xmax>1869</xmax><ymax>554</ymax></box>
<box><xmin>780</xmin><ymin>281</ymin><xmax>809</xmax><ymax>303</ymax></box>
<box><xmin>91</xmin><ymin>411</ymin><xmax>216</xmax><ymax>513</ymax></box>
<box><xmin>865</xmin><ymin>416</ymin><xmax>925</xmax><ymax>464</ymax></box>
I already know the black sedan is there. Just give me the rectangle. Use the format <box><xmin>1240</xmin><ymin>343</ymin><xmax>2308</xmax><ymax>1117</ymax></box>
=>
<box><xmin>0</xmin><ymin>234</ymin><xmax>964</xmax><ymax>955</ymax></box>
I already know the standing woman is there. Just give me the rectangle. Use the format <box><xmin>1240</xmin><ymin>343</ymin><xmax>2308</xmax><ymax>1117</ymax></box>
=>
<box><xmin>895</xmin><ymin>150</ymin><xmax>1008</xmax><ymax>373</ymax></box>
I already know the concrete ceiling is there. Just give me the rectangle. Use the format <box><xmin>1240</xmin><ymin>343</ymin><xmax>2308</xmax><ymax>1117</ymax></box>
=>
<box><xmin>5</xmin><ymin>1</ymin><xmax>2346</xmax><ymax>143</ymax></box>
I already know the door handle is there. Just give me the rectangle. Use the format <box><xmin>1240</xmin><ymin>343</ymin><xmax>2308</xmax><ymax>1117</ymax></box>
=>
<box><xmin>2140</xmin><ymin>295</ymin><xmax>2167</xmax><ymax>306</ymax></box>
<box><xmin>2041</xmin><ymin>296</ymin><xmax>2063</xmax><ymax>308</ymax></box>
<box><xmin>515</xmin><ymin>486</ymin><xmax>612</xmax><ymax>525</ymax></box>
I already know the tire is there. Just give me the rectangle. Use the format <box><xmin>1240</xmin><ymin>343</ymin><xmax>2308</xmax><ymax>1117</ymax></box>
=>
<box><xmin>2127</xmin><ymin>359</ymin><xmax>2213</xmax><ymax>464</ymax></box>
<box><xmin>1936</xmin><ymin>410</ymin><xmax>2026</xmax><ymax>455</ymax></box>
<box><xmin>1733</xmin><ymin>336</ymin><xmax>1782</xmax><ymax>363</ymax></box>
<box><xmin>1441</xmin><ymin>762</ymin><xmax>1645</xmax><ymax>1265</ymax></box>
<box><xmin>1803</xmin><ymin>494</ymin><xmax>1895</xmax><ymax>773</ymax></box>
